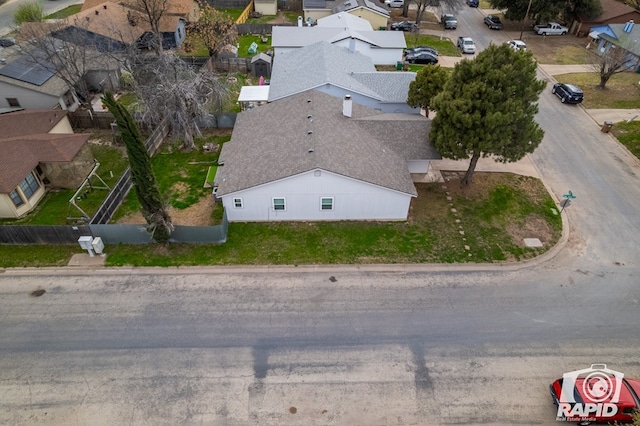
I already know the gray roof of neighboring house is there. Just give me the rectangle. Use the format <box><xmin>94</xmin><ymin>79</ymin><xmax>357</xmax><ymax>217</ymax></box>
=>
<box><xmin>601</xmin><ymin>24</ymin><xmax>640</xmax><ymax>56</ymax></box>
<box><xmin>216</xmin><ymin>90</ymin><xmax>439</xmax><ymax>197</ymax></box>
<box><xmin>268</xmin><ymin>42</ymin><xmax>414</xmax><ymax>102</ymax></box>
<box><xmin>305</xmin><ymin>0</ymin><xmax>389</xmax><ymax>16</ymax></box>
<box><xmin>332</xmin><ymin>0</ymin><xmax>389</xmax><ymax>17</ymax></box>
<box><xmin>271</xmin><ymin>26</ymin><xmax>405</xmax><ymax>49</ymax></box>
<box><xmin>0</xmin><ymin>45</ymin><xmax>70</xmax><ymax>98</ymax></box>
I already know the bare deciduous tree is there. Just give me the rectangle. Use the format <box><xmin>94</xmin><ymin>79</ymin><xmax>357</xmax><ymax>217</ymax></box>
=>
<box><xmin>590</xmin><ymin>44</ymin><xmax>634</xmax><ymax>89</ymax></box>
<box><xmin>19</xmin><ymin>20</ymin><xmax>109</xmax><ymax>110</ymax></box>
<box><xmin>126</xmin><ymin>0</ymin><xmax>170</xmax><ymax>54</ymax></box>
<box><xmin>131</xmin><ymin>54</ymin><xmax>228</xmax><ymax>150</ymax></box>
<box><xmin>187</xmin><ymin>0</ymin><xmax>236</xmax><ymax>57</ymax></box>
<box><xmin>402</xmin><ymin>0</ymin><xmax>460</xmax><ymax>24</ymax></box>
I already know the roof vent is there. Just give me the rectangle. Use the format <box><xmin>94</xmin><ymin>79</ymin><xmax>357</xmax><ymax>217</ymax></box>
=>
<box><xmin>0</xmin><ymin>58</ymin><xmax>5</xmax><ymax>64</ymax></box>
<box><xmin>307</xmin><ymin>130</ymin><xmax>313</xmax><ymax>135</ymax></box>
<box><xmin>307</xmin><ymin>99</ymin><xmax>311</xmax><ymax>103</ymax></box>
<box><xmin>103</xmin><ymin>4</ymin><xmax>107</xmax><ymax>8</ymax></box>
<box><xmin>95</xmin><ymin>10</ymin><xmax>99</xmax><ymax>15</ymax></box>
<box><xmin>624</xmin><ymin>20</ymin><xmax>634</xmax><ymax>33</ymax></box>
<box><xmin>343</xmin><ymin>94</ymin><xmax>352</xmax><ymax>118</ymax></box>
<box><xmin>307</xmin><ymin>114</ymin><xmax>312</xmax><ymax>119</ymax></box>
<box><xmin>308</xmin><ymin>149</ymin><xmax>314</xmax><ymax>153</ymax></box>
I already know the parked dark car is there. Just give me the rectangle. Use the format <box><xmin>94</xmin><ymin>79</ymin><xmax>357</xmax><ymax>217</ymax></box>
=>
<box><xmin>391</xmin><ymin>21</ymin><xmax>418</xmax><ymax>32</ymax></box>
<box><xmin>405</xmin><ymin>46</ymin><xmax>438</xmax><ymax>57</ymax></box>
<box><xmin>405</xmin><ymin>52</ymin><xmax>438</xmax><ymax>65</ymax></box>
<box><xmin>484</xmin><ymin>15</ymin><xmax>502</xmax><ymax>30</ymax></box>
<box><xmin>552</xmin><ymin>83</ymin><xmax>584</xmax><ymax>104</ymax></box>
<box><xmin>467</xmin><ymin>0</ymin><xmax>479</xmax><ymax>6</ymax></box>
<box><xmin>440</xmin><ymin>14</ymin><xmax>458</xmax><ymax>29</ymax></box>
<box><xmin>0</xmin><ymin>37</ymin><xmax>16</xmax><ymax>47</ymax></box>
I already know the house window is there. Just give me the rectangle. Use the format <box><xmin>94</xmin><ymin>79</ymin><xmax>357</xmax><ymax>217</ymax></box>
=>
<box><xmin>9</xmin><ymin>190</ymin><xmax>24</xmax><ymax>207</ymax></box>
<box><xmin>273</xmin><ymin>197</ymin><xmax>286</xmax><ymax>211</ymax></box>
<box><xmin>19</xmin><ymin>173</ymin><xmax>40</xmax><ymax>199</ymax></box>
<box><xmin>320</xmin><ymin>197</ymin><xmax>334</xmax><ymax>211</ymax></box>
<box><xmin>233</xmin><ymin>198</ymin><xmax>243</xmax><ymax>208</ymax></box>
<box><xmin>6</xmin><ymin>98</ymin><xmax>20</xmax><ymax>108</ymax></box>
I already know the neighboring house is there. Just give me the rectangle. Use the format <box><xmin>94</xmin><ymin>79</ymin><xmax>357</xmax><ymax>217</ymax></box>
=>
<box><xmin>55</xmin><ymin>2</ymin><xmax>187</xmax><ymax>52</ymax></box>
<box><xmin>272</xmin><ymin>13</ymin><xmax>405</xmax><ymax>65</ymax></box>
<box><xmin>590</xmin><ymin>21</ymin><xmax>640</xmax><ymax>71</ymax></box>
<box><xmin>0</xmin><ymin>44</ymin><xmax>80</xmax><ymax>111</ymax></box>
<box><xmin>214</xmin><ymin>90</ymin><xmax>440</xmax><ymax>222</ymax></box>
<box><xmin>303</xmin><ymin>0</ymin><xmax>389</xmax><ymax>30</ymax></box>
<box><xmin>81</xmin><ymin>0</ymin><xmax>199</xmax><ymax>22</ymax></box>
<box><xmin>0</xmin><ymin>110</ymin><xmax>94</xmax><ymax>219</ymax></box>
<box><xmin>571</xmin><ymin>0</ymin><xmax>640</xmax><ymax>36</ymax></box>
<box><xmin>267</xmin><ymin>41</ymin><xmax>419</xmax><ymax>114</ymax></box>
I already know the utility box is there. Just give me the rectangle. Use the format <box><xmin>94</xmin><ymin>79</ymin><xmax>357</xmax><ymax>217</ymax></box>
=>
<box><xmin>92</xmin><ymin>237</ymin><xmax>105</xmax><ymax>255</ymax></box>
<box><xmin>78</xmin><ymin>236</ymin><xmax>95</xmax><ymax>256</ymax></box>
<box><xmin>601</xmin><ymin>121</ymin><xmax>613</xmax><ymax>133</ymax></box>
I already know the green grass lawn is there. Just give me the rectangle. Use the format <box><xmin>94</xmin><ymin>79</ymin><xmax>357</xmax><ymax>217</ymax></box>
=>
<box><xmin>612</xmin><ymin>120</ymin><xmax>640</xmax><ymax>159</ymax></box>
<box><xmin>0</xmin><ymin>173</ymin><xmax>562</xmax><ymax>267</ymax></box>
<box><xmin>554</xmin><ymin>72</ymin><xmax>640</xmax><ymax>109</ymax></box>
<box><xmin>405</xmin><ymin>33</ymin><xmax>461</xmax><ymax>57</ymax></box>
<box><xmin>45</xmin><ymin>4</ymin><xmax>82</xmax><ymax>19</ymax></box>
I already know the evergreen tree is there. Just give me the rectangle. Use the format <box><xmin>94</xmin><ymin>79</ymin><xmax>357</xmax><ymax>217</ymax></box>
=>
<box><xmin>102</xmin><ymin>91</ymin><xmax>173</xmax><ymax>243</ymax></box>
<box><xmin>407</xmin><ymin>65</ymin><xmax>449</xmax><ymax>117</ymax></box>
<box><xmin>430</xmin><ymin>44</ymin><xmax>545</xmax><ymax>186</ymax></box>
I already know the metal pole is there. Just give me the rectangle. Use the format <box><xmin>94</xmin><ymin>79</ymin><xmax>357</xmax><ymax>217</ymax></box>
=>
<box><xmin>519</xmin><ymin>0</ymin><xmax>534</xmax><ymax>40</ymax></box>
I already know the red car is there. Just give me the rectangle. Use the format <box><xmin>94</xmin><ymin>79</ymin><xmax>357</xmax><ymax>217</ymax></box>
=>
<box><xmin>550</xmin><ymin>366</ymin><xmax>640</xmax><ymax>425</ymax></box>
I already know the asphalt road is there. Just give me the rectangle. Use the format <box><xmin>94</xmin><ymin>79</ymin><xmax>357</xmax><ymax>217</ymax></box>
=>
<box><xmin>0</xmin><ymin>268</ymin><xmax>638</xmax><ymax>425</ymax></box>
<box><xmin>1</xmin><ymin>3</ymin><xmax>640</xmax><ymax>426</ymax></box>
<box><xmin>0</xmin><ymin>0</ymin><xmax>80</xmax><ymax>36</ymax></box>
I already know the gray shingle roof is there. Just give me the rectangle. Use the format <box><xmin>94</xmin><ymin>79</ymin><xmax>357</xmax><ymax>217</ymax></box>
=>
<box><xmin>268</xmin><ymin>42</ymin><xmax>378</xmax><ymax>101</ymax></box>
<box><xmin>216</xmin><ymin>90</ymin><xmax>440</xmax><ymax>197</ymax></box>
<box><xmin>271</xmin><ymin>26</ymin><xmax>405</xmax><ymax>49</ymax></box>
<box><xmin>350</xmin><ymin>71</ymin><xmax>416</xmax><ymax>103</ymax></box>
<box><xmin>602</xmin><ymin>24</ymin><xmax>640</xmax><ymax>56</ymax></box>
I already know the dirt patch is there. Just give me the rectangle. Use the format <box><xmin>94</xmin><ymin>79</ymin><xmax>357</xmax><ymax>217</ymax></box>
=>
<box><xmin>506</xmin><ymin>215</ymin><xmax>553</xmax><ymax>247</ymax></box>
<box><xmin>117</xmin><ymin>195</ymin><xmax>215</xmax><ymax>226</ymax></box>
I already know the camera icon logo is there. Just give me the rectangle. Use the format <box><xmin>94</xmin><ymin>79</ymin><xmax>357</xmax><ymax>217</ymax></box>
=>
<box><xmin>559</xmin><ymin>364</ymin><xmax>624</xmax><ymax>404</ymax></box>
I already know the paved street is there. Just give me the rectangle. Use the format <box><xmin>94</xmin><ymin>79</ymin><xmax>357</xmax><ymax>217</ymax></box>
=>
<box><xmin>1</xmin><ymin>3</ymin><xmax>640</xmax><ymax>425</ymax></box>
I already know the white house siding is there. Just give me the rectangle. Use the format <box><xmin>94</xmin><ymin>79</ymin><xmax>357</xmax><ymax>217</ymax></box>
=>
<box><xmin>0</xmin><ymin>184</ymin><xmax>45</xmax><ymax>218</ymax></box>
<box><xmin>222</xmin><ymin>169</ymin><xmax>412</xmax><ymax>222</ymax></box>
<box><xmin>0</xmin><ymin>83</ymin><xmax>61</xmax><ymax>110</ymax></box>
<box><xmin>317</xmin><ymin>86</ymin><xmax>419</xmax><ymax>114</ymax></box>
<box><xmin>333</xmin><ymin>39</ymin><xmax>402</xmax><ymax>65</ymax></box>
<box><xmin>407</xmin><ymin>160</ymin><xmax>429</xmax><ymax>174</ymax></box>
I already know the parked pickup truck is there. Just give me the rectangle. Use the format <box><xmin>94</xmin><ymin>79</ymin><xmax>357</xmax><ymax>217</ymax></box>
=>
<box><xmin>457</xmin><ymin>36</ymin><xmax>476</xmax><ymax>54</ymax></box>
<box><xmin>534</xmin><ymin>22</ymin><xmax>568</xmax><ymax>35</ymax></box>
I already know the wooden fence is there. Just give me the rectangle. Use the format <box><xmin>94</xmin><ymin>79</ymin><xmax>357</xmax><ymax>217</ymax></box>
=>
<box><xmin>0</xmin><ymin>225</ymin><xmax>93</xmax><ymax>244</ymax></box>
<box><xmin>68</xmin><ymin>110</ymin><xmax>115</xmax><ymax>130</ymax></box>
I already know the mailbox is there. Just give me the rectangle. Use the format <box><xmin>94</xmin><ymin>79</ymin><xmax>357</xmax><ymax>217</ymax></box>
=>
<box><xmin>78</xmin><ymin>236</ymin><xmax>95</xmax><ymax>257</ymax></box>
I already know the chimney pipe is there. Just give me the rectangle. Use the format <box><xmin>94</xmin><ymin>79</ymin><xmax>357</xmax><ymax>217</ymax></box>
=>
<box><xmin>343</xmin><ymin>95</ymin><xmax>352</xmax><ymax>118</ymax></box>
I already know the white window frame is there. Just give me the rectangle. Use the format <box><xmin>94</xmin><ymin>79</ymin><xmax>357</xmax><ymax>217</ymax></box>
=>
<box><xmin>273</xmin><ymin>197</ymin><xmax>286</xmax><ymax>211</ymax></box>
<box><xmin>233</xmin><ymin>197</ymin><xmax>243</xmax><ymax>208</ymax></box>
<box><xmin>320</xmin><ymin>197</ymin><xmax>334</xmax><ymax>211</ymax></box>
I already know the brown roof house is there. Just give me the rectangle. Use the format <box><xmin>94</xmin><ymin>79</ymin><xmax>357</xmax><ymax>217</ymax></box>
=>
<box><xmin>54</xmin><ymin>2</ymin><xmax>188</xmax><ymax>52</ymax></box>
<box><xmin>0</xmin><ymin>110</ymin><xmax>94</xmax><ymax>218</ymax></box>
<box><xmin>571</xmin><ymin>0</ymin><xmax>640</xmax><ymax>36</ymax></box>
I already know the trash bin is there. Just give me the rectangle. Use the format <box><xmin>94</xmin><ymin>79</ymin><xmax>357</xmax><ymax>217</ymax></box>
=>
<box><xmin>601</xmin><ymin>121</ymin><xmax>613</xmax><ymax>133</ymax></box>
<box><xmin>396</xmin><ymin>61</ymin><xmax>403</xmax><ymax>70</ymax></box>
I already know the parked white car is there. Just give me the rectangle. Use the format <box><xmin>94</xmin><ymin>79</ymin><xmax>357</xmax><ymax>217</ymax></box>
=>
<box><xmin>457</xmin><ymin>36</ymin><xmax>476</xmax><ymax>54</ymax></box>
<box><xmin>385</xmin><ymin>0</ymin><xmax>404</xmax><ymax>7</ymax></box>
<box><xmin>506</xmin><ymin>40</ymin><xmax>527</xmax><ymax>51</ymax></box>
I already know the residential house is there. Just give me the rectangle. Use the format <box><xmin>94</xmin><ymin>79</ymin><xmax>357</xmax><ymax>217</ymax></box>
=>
<box><xmin>54</xmin><ymin>2</ymin><xmax>187</xmax><ymax>52</ymax></box>
<box><xmin>590</xmin><ymin>21</ymin><xmax>640</xmax><ymax>71</ymax></box>
<box><xmin>571</xmin><ymin>0</ymin><xmax>640</xmax><ymax>36</ymax></box>
<box><xmin>214</xmin><ymin>89</ymin><xmax>440</xmax><ymax>222</ymax></box>
<box><xmin>267</xmin><ymin>41</ymin><xmax>419</xmax><ymax>114</ymax></box>
<box><xmin>81</xmin><ymin>0</ymin><xmax>199</xmax><ymax>22</ymax></box>
<box><xmin>0</xmin><ymin>110</ymin><xmax>94</xmax><ymax>218</ymax></box>
<box><xmin>272</xmin><ymin>13</ymin><xmax>405</xmax><ymax>65</ymax></box>
<box><xmin>0</xmin><ymin>44</ymin><xmax>80</xmax><ymax>111</ymax></box>
<box><xmin>304</xmin><ymin>0</ymin><xmax>390</xmax><ymax>30</ymax></box>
